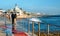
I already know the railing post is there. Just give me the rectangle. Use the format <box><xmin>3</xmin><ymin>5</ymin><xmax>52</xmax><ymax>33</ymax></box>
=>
<box><xmin>58</xmin><ymin>32</ymin><xmax>59</xmax><ymax>36</ymax></box>
<box><xmin>28</xmin><ymin>20</ymin><xmax>30</xmax><ymax>33</ymax></box>
<box><xmin>38</xmin><ymin>22</ymin><xmax>40</xmax><ymax>36</ymax></box>
<box><xmin>48</xmin><ymin>24</ymin><xmax>49</xmax><ymax>36</ymax></box>
<box><xmin>32</xmin><ymin>21</ymin><xmax>34</xmax><ymax>36</ymax></box>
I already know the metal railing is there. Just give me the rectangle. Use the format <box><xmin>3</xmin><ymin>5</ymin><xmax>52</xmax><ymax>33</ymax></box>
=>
<box><xmin>27</xmin><ymin>20</ymin><xmax>60</xmax><ymax>36</ymax></box>
<box><xmin>0</xmin><ymin>14</ymin><xmax>60</xmax><ymax>36</ymax></box>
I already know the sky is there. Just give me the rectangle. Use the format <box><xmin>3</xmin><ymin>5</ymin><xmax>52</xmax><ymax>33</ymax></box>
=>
<box><xmin>0</xmin><ymin>0</ymin><xmax>60</xmax><ymax>15</ymax></box>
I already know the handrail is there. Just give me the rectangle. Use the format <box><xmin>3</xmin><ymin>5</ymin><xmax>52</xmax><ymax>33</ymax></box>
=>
<box><xmin>29</xmin><ymin>20</ymin><xmax>60</xmax><ymax>36</ymax></box>
<box><xmin>0</xmin><ymin>16</ymin><xmax>60</xmax><ymax>36</ymax></box>
<box><xmin>41</xmin><ymin>20</ymin><xmax>60</xmax><ymax>28</ymax></box>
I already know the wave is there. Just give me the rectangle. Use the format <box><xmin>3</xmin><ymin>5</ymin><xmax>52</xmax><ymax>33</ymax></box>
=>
<box><xmin>29</xmin><ymin>18</ymin><xmax>42</xmax><ymax>22</ymax></box>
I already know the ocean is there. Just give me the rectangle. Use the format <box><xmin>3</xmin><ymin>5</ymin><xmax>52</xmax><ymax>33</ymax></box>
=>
<box><xmin>17</xmin><ymin>16</ymin><xmax>60</xmax><ymax>32</ymax></box>
<box><xmin>0</xmin><ymin>16</ymin><xmax>60</xmax><ymax>34</ymax></box>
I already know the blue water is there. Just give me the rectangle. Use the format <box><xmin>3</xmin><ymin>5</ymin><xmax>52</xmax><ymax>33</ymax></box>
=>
<box><xmin>0</xmin><ymin>16</ymin><xmax>60</xmax><ymax>34</ymax></box>
<box><xmin>17</xmin><ymin>17</ymin><xmax>60</xmax><ymax>32</ymax></box>
<box><xmin>38</xmin><ymin>17</ymin><xmax>60</xmax><ymax>31</ymax></box>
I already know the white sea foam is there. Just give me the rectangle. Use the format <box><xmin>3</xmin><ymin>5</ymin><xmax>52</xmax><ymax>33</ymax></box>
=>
<box><xmin>29</xmin><ymin>18</ymin><xmax>42</xmax><ymax>22</ymax></box>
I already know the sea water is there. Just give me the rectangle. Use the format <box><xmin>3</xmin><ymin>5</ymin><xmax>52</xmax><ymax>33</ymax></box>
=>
<box><xmin>0</xmin><ymin>16</ymin><xmax>60</xmax><ymax>35</ymax></box>
<box><xmin>17</xmin><ymin>16</ymin><xmax>60</xmax><ymax>32</ymax></box>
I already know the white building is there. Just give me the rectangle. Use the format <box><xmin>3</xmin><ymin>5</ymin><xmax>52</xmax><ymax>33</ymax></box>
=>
<box><xmin>6</xmin><ymin>4</ymin><xmax>32</xmax><ymax>18</ymax></box>
<box><xmin>8</xmin><ymin>4</ymin><xmax>24</xmax><ymax>16</ymax></box>
<box><xmin>14</xmin><ymin>5</ymin><xmax>23</xmax><ymax>15</ymax></box>
<box><xmin>0</xmin><ymin>9</ymin><xmax>5</xmax><ymax>15</ymax></box>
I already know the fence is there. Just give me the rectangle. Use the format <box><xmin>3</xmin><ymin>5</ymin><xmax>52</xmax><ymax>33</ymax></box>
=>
<box><xmin>27</xmin><ymin>19</ymin><xmax>60</xmax><ymax>36</ymax></box>
<box><xmin>0</xmin><ymin>15</ymin><xmax>60</xmax><ymax>36</ymax></box>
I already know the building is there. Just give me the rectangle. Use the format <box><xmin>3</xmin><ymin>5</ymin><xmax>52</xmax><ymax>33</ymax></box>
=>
<box><xmin>13</xmin><ymin>4</ymin><xmax>24</xmax><ymax>15</ymax></box>
<box><xmin>0</xmin><ymin>9</ymin><xmax>5</xmax><ymax>15</ymax></box>
<box><xmin>6</xmin><ymin>4</ymin><xmax>31</xmax><ymax>19</ymax></box>
<box><xmin>7</xmin><ymin>4</ymin><xmax>24</xmax><ymax>16</ymax></box>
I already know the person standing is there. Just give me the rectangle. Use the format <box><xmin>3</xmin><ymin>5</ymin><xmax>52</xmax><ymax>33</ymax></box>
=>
<box><xmin>11</xmin><ymin>12</ymin><xmax>17</xmax><ymax>33</ymax></box>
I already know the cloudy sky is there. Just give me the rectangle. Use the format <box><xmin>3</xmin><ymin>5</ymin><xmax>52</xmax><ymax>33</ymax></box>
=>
<box><xmin>0</xmin><ymin>0</ymin><xmax>60</xmax><ymax>15</ymax></box>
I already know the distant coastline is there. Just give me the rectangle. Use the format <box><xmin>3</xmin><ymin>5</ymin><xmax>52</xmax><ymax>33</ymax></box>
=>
<box><xmin>40</xmin><ymin>15</ymin><xmax>60</xmax><ymax>18</ymax></box>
